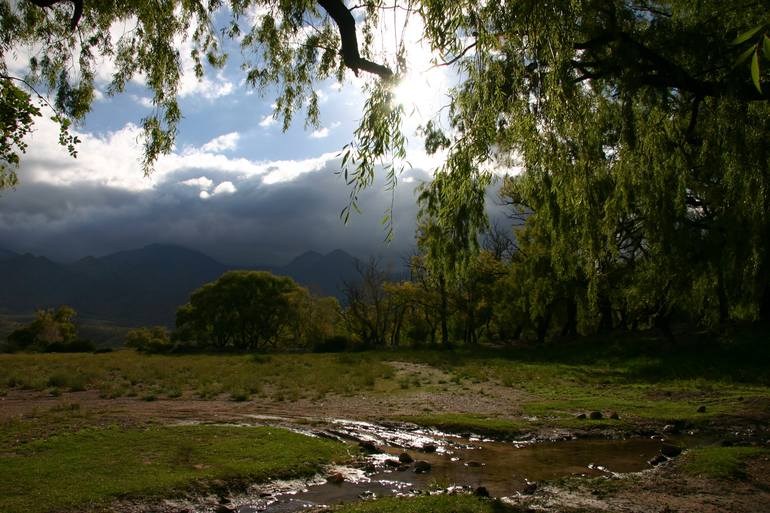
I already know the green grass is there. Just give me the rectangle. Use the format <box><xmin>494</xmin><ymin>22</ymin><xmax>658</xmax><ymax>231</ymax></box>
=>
<box><xmin>401</xmin><ymin>413</ymin><xmax>530</xmax><ymax>438</ymax></box>
<box><xmin>0</xmin><ymin>351</ymin><xmax>395</xmax><ymax>401</ymax></box>
<box><xmin>682</xmin><ymin>446</ymin><xmax>767</xmax><ymax>480</ymax></box>
<box><xmin>335</xmin><ymin>495</ymin><xmax>524</xmax><ymax>513</ymax></box>
<box><xmin>0</xmin><ymin>425</ymin><xmax>349</xmax><ymax>513</ymax></box>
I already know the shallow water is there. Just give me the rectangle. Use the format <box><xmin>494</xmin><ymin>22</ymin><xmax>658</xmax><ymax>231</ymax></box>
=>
<box><xmin>233</xmin><ymin>419</ymin><xmax>667</xmax><ymax>513</ymax></box>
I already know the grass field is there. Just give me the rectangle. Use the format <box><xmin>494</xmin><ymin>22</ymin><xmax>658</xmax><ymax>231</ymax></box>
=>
<box><xmin>0</xmin><ymin>425</ymin><xmax>349</xmax><ymax>513</ymax></box>
<box><xmin>1</xmin><ymin>329</ymin><xmax>769</xmax><ymax>513</ymax></box>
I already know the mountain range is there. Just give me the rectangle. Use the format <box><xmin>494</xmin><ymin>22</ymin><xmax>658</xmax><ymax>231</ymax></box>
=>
<box><xmin>0</xmin><ymin>244</ymin><xmax>361</xmax><ymax>326</ymax></box>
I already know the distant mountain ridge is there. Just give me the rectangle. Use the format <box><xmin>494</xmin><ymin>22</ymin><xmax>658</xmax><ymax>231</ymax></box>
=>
<box><xmin>0</xmin><ymin>244</ymin><xmax>360</xmax><ymax>326</ymax></box>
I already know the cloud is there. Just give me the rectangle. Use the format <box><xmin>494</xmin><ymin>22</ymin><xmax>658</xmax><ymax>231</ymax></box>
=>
<box><xmin>1</xmin><ymin>159</ymin><xmax>429</xmax><ymax>266</ymax></box>
<box><xmin>180</xmin><ymin>176</ymin><xmax>214</xmax><ymax>190</ymax></box>
<box><xmin>310</xmin><ymin>122</ymin><xmax>340</xmax><ymax>139</ymax></box>
<box><xmin>212</xmin><ymin>181</ymin><xmax>237</xmax><ymax>195</ymax></box>
<box><xmin>259</xmin><ymin>114</ymin><xmax>277</xmax><ymax>128</ymax></box>
<box><xmin>201</xmin><ymin>132</ymin><xmax>240</xmax><ymax>153</ymax></box>
<box><xmin>131</xmin><ymin>95</ymin><xmax>154</xmax><ymax>108</ymax></box>
<box><xmin>310</xmin><ymin>127</ymin><xmax>329</xmax><ymax>139</ymax></box>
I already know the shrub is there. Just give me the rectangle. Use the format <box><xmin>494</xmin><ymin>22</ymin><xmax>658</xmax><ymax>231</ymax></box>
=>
<box><xmin>313</xmin><ymin>335</ymin><xmax>352</xmax><ymax>353</ymax></box>
<box><xmin>125</xmin><ymin>326</ymin><xmax>173</xmax><ymax>353</ymax></box>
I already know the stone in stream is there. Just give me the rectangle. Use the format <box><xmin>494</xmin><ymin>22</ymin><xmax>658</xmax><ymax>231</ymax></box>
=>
<box><xmin>660</xmin><ymin>444</ymin><xmax>682</xmax><ymax>458</ymax></box>
<box><xmin>589</xmin><ymin>411</ymin><xmax>603</xmax><ymax>420</ymax></box>
<box><xmin>576</xmin><ymin>413</ymin><xmax>587</xmax><ymax>420</ymax></box>
<box><xmin>608</xmin><ymin>411</ymin><xmax>620</xmax><ymax>420</ymax></box>
<box><xmin>398</xmin><ymin>452</ymin><xmax>414</xmax><ymax>464</ymax></box>
<box><xmin>384</xmin><ymin>458</ymin><xmax>401</xmax><ymax>467</ymax></box>
<box><xmin>422</xmin><ymin>443</ymin><xmax>438</xmax><ymax>453</ymax></box>
<box><xmin>522</xmin><ymin>481</ymin><xmax>538</xmax><ymax>495</ymax></box>
<box><xmin>215</xmin><ymin>506</ymin><xmax>236</xmax><ymax>513</ymax></box>
<box><xmin>326</xmin><ymin>472</ymin><xmax>345</xmax><ymax>484</ymax></box>
<box><xmin>465</xmin><ymin>460</ymin><xmax>484</xmax><ymax>467</ymax></box>
<box><xmin>697</xmin><ymin>405</ymin><xmax>706</xmax><ymax>413</ymax></box>
<box><xmin>414</xmin><ymin>460</ymin><xmax>432</xmax><ymax>473</ymax></box>
<box><xmin>648</xmin><ymin>454</ymin><xmax>668</xmax><ymax>466</ymax></box>
<box><xmin>359</xmin><ymin>440</ymin><xmax>380</xmax><ymax>454</ymax></box>
<box><xmin>474</xmin><ymin>486</ymin><xmax>490</xmax><ymax>497</ymax></box>
<box><xmin>662</xmin><ymin>424</ymin><xmax>680</xmax><ymax>434</ymax></box>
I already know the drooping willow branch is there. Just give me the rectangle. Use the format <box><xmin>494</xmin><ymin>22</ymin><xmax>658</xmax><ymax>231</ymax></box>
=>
<box><xmin>26</xmin><ymin>0</ymin><xmax>83</xmax><ymax>30</ymax></box>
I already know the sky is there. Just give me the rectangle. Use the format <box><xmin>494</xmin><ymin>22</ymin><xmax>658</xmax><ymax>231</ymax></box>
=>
<box><xmin>0</xmin><ymin>5</ymin><xmax>503</xmax><ymax>266</ymax></box>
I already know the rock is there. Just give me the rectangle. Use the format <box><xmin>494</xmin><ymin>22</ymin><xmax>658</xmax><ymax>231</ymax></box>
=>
<box><xmin>474</xmin><ymin>486</ymin><xmax>490</xmax><ymax>497</ymax></box>
<box><xmin>522</xmin><ymin>482</ymin><xmax>538</xmax><ymax>495</ymax></box>
<box><xmin>465</xmin><ymin>460</ymin><xmax>484</xmax><ymax>467</ymax></box>
<box><xmin>589</xmin><ymin>411</ymin><xmax>603</xmax><ymax>420</ymax></box>
<box><xmin>721</xmin><ymin>440</ymin><xmax>734</xmax><ymax>447</ymax></box>
<box><xmin>359</xmin><ymin>440</ymin><xmax>380</xmax><ymax>454</ymax></box>
<box><xmin>398</xmin><ymin>452</ymin><xmax>414</xmax><ymax>464</ymax></box>
<box><xmin>662</xmin><ymin>424</ymin><xmax>679</xmax><ymax>434</ymax></box>
<box><xmin>327</xmin><ymin>472</ymin><xmax>345</xmax><ymax>484</ymax></box>
<box><xmin>697</xmin><ymin>405</ymin><xmax>706</xmax><ymax>413</ymax></box>
<box><xmin>398</xmin><ymin>464</ymin><xmax>410</xmax><ymax>471</ymax></box>
<box><xmin>661</xmin><ymin>444</ymin><xmax>682</xmax><ymax>458</ymax></box>
<box><xmin>609</xmin><ymin>411</ymin><xmax>620</xmax><ymax>420</ymax></box>
<box><xmin>648</xmin><ymin>454</ymin><xmax>668</xmax><ymax>466</ymax></box>
<box><xmin>576</xmin><ymin>413</ymin><xmax>587</xmax><ymax>420</ymax></box>
<box><xmin>215</xmin><ymin>506</ymin><xmax>236</xmax><ymax>513</ymax></box>
<box><xmin>384</xmin><ymin>459</ymin><xmax>400</xmax><ymax>467</ymax></box>
<box><xmin>422</xmin><ymin>443</ymin><xmax>438</xmax><ymax>453</ymax></box>
<box><xmin>414</xmin><ymin>460</ymin><xmax>432</xmax><ymax>473</ymax></box>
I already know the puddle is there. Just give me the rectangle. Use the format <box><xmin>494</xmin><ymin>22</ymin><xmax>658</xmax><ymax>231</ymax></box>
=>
<box><xmin>228</xmin><ymin>419</ymin><xmax>669</xmax><ymax>513</ymax></box>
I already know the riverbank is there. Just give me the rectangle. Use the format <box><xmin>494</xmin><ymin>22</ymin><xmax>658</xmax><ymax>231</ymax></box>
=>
<box><xmin>1</xmin><ymin>333</ymin><xmax>769</xmax><ymax>512</ymax></box>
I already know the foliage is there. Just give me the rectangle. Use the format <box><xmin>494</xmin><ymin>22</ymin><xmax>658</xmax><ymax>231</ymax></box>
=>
<box><xmin>125</xmin><ymin>326</ymin><xmax>173</xmax><ymax>353</ymax></box>
<box><xmin>2</xmin><ymin>305</ymin><xmax>91</xmax><ymax>353</ymax></box>
<box><xmin>175</xmin><ymin>270</ymin><xmax>338</xmax><ymax>351</ymax></box>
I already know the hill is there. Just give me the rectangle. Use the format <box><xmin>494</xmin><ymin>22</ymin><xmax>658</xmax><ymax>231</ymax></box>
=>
<box><xmin>0</xmin><ymin>244</ymin><xmax>360</xmax><ymax>326</ymax></box>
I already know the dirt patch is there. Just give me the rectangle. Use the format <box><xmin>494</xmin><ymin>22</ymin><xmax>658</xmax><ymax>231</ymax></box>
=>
<box><xmin>504</xmin><ymin>454</ymin><xmax>770</xmax><ymax>513</ymax></box>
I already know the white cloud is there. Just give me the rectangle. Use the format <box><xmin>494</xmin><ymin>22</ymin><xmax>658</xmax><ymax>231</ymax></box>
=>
<box><xmin>130</xmin><ymin>95</ymin><xmax>154</xmax><ymax>108</ymax></box>
<box><xmin>212</xmin><ymin>181</ymin><xmax>237</xmax><ymax>195</ymax></box>
<box><xmin>259</xmin><ymin>114</ymin><xmax>277</xmax><ymax>128</ymax></box>
<box><xmin>180</xmin><ymin>176</ymin><xmax>214</xmax><ymax>190</ymax></box>
<box><xmin>310</xmin><ymin>127</ymin><xmax>329</xmax><ymax>139</ymax></box>
<box><xmin>310</xmin><ymin>121</ymin><xmax>340</xmax><ymax>139</ymax></box>
<box><xmin>260</xmin><ymin>152</ymin><xmax>338</xmax><ymax>185</ymax></box>
<box><xmin>19</xmin><ymin>117</ymin><xmax>342</xmax><ymax>192</ymax></box>
<box><xmin>201</xmin><ymin>132</ymin><xmax>240</xmax><ymax>153</ymax></box>
<box><xmin>199</xmin><ymin>190</ymin><xmax>211</xmax><ymax>199</ymax></box>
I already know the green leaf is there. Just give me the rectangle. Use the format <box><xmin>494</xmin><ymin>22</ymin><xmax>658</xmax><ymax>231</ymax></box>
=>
<box><xmin>731</xmin><ymin>25</ymin><xmax>764</xmax><ymax>45</ymax></box>
<box><xmin>735</xmin><ymin>45</ymin><xmax>755</xmax><ymax>68</ymax></box>
<box><xmin>764</xmin><ymin>35</ymin><xmax>770</xmax><ymax>60</ymax></box>
<box><xmin>752</xmin><ymin>50</ymin><xmax>762</xmax><ymax>93</ymax></box>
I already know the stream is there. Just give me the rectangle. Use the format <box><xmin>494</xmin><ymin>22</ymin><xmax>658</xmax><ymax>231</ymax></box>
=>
<box><xmin>225</xmin><ymin>419</ymin><xmax>672</xmax><ymax>513</ymax></box>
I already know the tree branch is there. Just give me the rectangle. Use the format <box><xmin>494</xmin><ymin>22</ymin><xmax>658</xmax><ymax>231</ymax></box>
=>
<box><xmin>27</xmin><ymin>0</ymin><xmax>83</xmax><ymax>30</ymax></box>
<box><xmin>317</xmin><ymin>0</ymin><xmax>393</xmax><ymax>79</ymax></box>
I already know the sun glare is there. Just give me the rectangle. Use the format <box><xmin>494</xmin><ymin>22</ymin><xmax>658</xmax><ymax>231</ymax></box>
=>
<box><xmin>392</xmin><ymin>68</ymin><xmax>446</xmax><ymax>123</ymax></box>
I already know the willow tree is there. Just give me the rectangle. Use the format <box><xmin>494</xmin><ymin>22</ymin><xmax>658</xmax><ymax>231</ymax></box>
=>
<box><xmin>471</xmin><ymin>2</ymin><xmax>770</xmax><ymax>328</ymax></box>
<box><xmin>2</xmin><ymin>1</ymin><xmax>770</xmax><ymax>323</ymax></box>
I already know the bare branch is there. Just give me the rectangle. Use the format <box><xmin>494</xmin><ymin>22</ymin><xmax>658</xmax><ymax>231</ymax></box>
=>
<box><xmin>26</xmin><ymin>0</ymin><xmax>83</xmax><ymax>30</ymax></box>
<box><xmin>317</xmin><ymin>0</ymin><xmax>394</xmax><ymax>79</ymax></box>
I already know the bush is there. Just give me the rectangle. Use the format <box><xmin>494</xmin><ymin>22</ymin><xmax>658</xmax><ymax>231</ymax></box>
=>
<box><xmin>125</xmin><ymin>326</ymin><xmax>173</xmax><ymax>353</ymax></box>
<box><xmin>313</xmin><ymin>335</ymin><xmax>352</xmax><ymax>353</ymax></box>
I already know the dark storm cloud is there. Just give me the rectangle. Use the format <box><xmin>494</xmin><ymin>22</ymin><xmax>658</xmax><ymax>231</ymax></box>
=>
<box><xmin>0</xmin><ymin>160</ymin><xmax>427</xmax><ymax>265</ymax></box>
